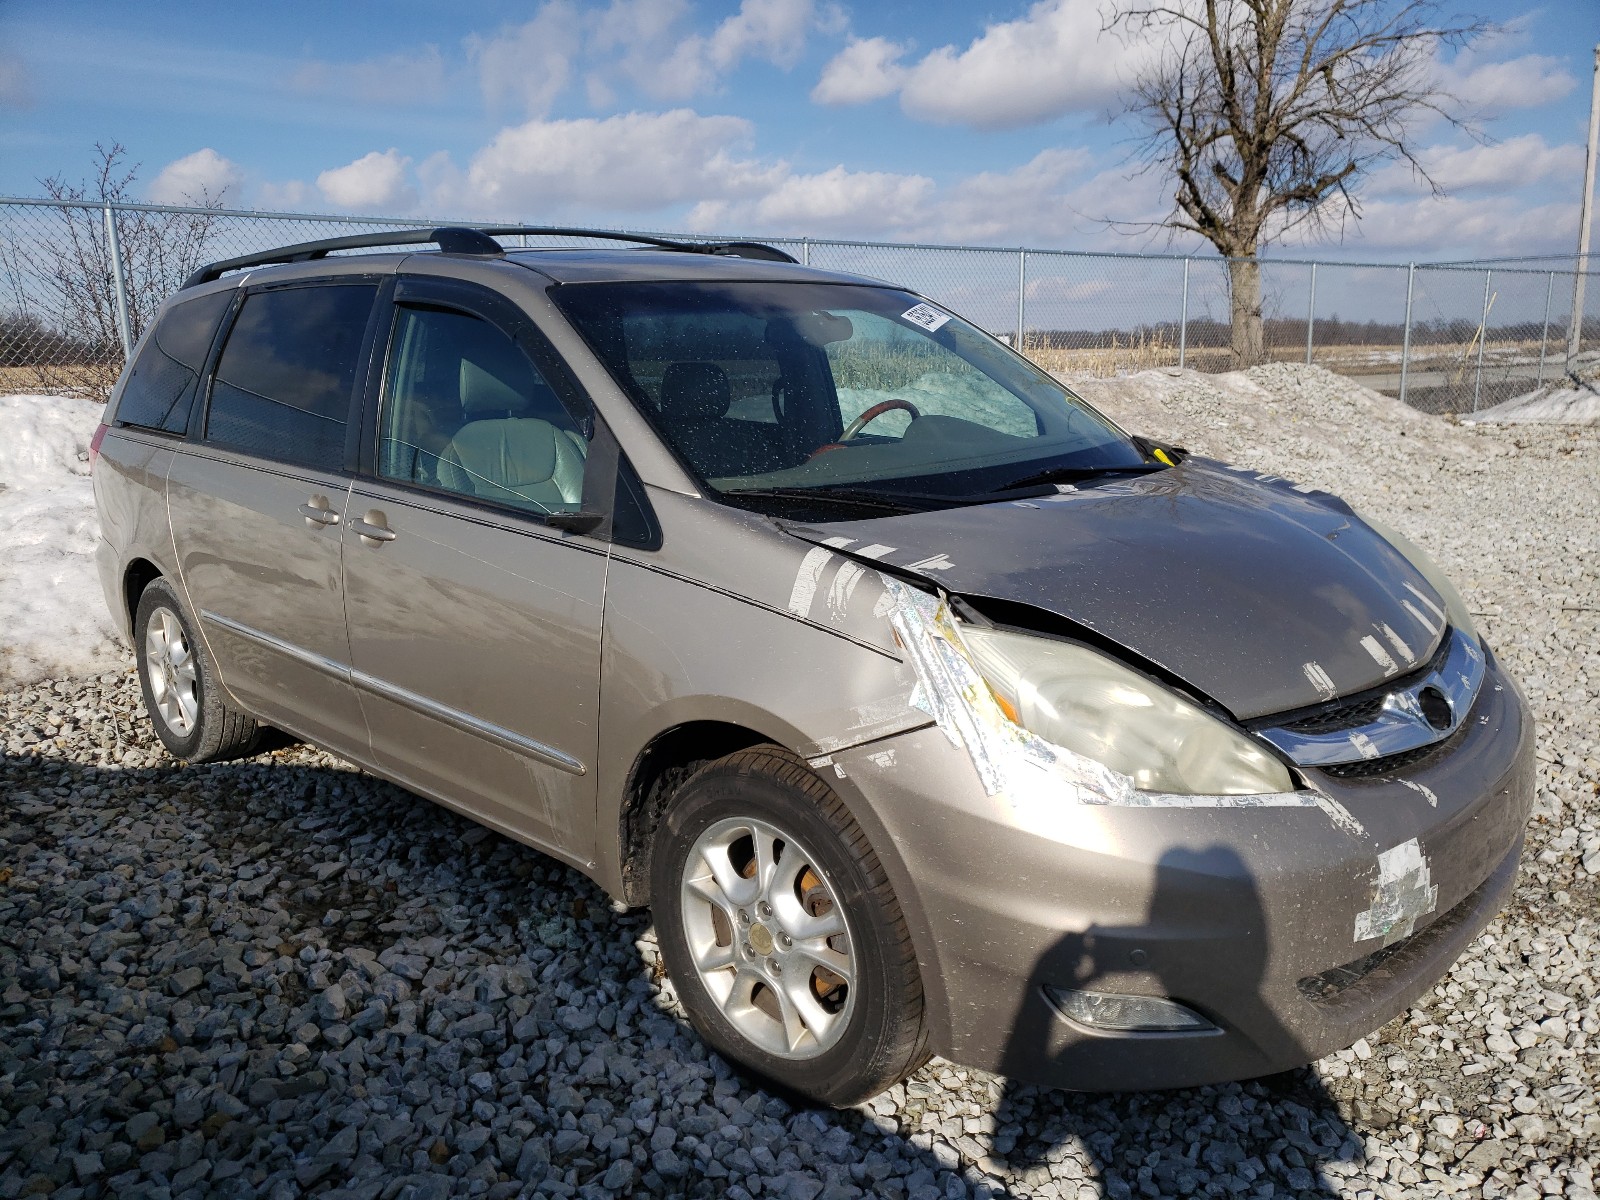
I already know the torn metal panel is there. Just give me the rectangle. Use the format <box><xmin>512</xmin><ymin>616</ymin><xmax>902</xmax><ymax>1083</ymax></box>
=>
<box><xmin>796</xmin><ymin>693</ymin><xmax>932</xmax><ymax>759</ymax></box>
<box><xmin>878</xmin><ymin>576</ymin><xmax>1365</xmax><ymax>839</ymax></box>
<box><xmin>1353</xmin><ymin>838</ymin><xmax>1439</xmax><ymax>945</ymax></box>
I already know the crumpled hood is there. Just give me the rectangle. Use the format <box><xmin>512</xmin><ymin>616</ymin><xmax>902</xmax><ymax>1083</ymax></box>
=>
<box><xmin>785</xmin><ymin>459</ymin><xmax>1449</xmax><ymax>720</ymax></box>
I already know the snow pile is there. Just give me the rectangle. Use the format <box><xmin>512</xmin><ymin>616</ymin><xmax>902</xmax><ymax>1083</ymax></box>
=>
<box><xmin>1463</xmin><ymin>382</ymin><xmax>1600</xmax><ymax>425</ymax></box>
<box><xmin>1059</xmin><ymin>361</ymin><xmax>1488</xmax><ymax>496</ymax></box>
<box><xmin>0</xmin><ymin>395</ymin><xmax>126</xmax><ymax>686</ymax></box>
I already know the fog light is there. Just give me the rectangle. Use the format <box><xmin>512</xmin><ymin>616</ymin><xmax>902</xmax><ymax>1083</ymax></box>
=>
<box><xmin>1043</xmin><ymin>986</ymin><xmax>1217</xmax><ymax>1033</ymax></box>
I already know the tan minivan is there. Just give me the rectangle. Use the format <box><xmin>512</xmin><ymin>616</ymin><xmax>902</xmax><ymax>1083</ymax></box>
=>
<box><xmin>93</xmin><ymin>227</ymin><xmax>1533</xmax><ymax>1105</ymax></box>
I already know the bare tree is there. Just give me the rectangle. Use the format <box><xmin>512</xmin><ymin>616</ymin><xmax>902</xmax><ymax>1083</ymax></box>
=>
<box><xmin>1</xmin><ymin>143</ymin><xmax>227</xmax><ymax>398</ymax></box>
<box><xmin>1109</xmin><ymin>0</ymin><xmax>1488</xmax><ymax>367</ymax></box>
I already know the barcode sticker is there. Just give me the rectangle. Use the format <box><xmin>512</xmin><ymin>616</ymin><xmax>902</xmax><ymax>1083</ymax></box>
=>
<box><xmin>900</xmin><ymin>303</ymin><xmax>951</xmax><ymax>332</ymax></box>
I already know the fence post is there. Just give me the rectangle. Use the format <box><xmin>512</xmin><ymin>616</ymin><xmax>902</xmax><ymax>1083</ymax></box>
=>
<box><xmin>103</xmin><ymin>203</ymin><xmax>134</xmax><ymax>359</ymax></box>
<box><xmin>1178</xmin><ymin>258</ymin><xmax>1190</xmax><ymax>369</ymax></box>
<box><xmin>801</xmin><ymin>237</ymin><xmax>810</xmax><ymax>267</ymax></box>
<box><xmin>1398</xmin><ymin>263</ymin><xmax>1416</xmax><ymax>408</ymax></box>
<box><xmin>1015</xmin><ymin>248</ymin><xmax>1026</xmax><ymax>351</ymax></box>
<box><xmin>1538</xmin><ymin>271</ymin><xmax>1555</xmax><ymax>383</ymax></box>
<box><xmin>1473</xmin><ymin>269</ymin><xmax>1491</xmax><ymax>412</ymax></box>
<box><xmin>1305</xmin><ymin>262</ymin><xmax>1317</xmax><ymax>366</ymax></box>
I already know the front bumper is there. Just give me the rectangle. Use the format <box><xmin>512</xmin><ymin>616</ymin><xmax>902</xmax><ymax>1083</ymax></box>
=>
<box><xmin>826</xmin><ymin>649</ymin><xmax>1534</xmax><ymax>1091</ymax></box>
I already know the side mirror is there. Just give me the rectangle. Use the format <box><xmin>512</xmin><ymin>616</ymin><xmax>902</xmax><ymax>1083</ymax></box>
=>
<box><xmin>546</xmin><ymin>510</ymin><xmax>606</xmax><ymax>535</ymax></box>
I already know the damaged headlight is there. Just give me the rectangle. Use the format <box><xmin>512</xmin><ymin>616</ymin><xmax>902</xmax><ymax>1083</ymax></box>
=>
<box><xmin>959</xmin><ymin>626</ymin><xmax>1295</xmax><ymax>796</ymax></box>
<box><xmin>1358</xmin><ymin>514</ymin><xmax>1478</xmax><ymax>643</ymax></box>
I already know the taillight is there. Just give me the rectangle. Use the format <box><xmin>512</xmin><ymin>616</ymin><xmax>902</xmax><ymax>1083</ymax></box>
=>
<box><xmin>88</xmin><ymin>423</ymin><xmax>108</xmax><ymax>471</ymax></box>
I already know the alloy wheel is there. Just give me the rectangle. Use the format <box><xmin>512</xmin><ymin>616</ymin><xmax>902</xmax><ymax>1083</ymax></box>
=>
<box><xmin>144</xmin><ymin>607</ymin><xmax>199</xmax><ymax>737</ymax></box>
<box><xmin>679</xmin><ymin>815</ymin><xmax>857</xmax><ymax>1059</ymax></box>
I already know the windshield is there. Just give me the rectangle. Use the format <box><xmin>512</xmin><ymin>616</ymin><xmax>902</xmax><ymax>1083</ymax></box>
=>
<box><xmin>551</xmin><ymin>280</ymin><xmax>1151</xmax><ymax>510</ymax></box>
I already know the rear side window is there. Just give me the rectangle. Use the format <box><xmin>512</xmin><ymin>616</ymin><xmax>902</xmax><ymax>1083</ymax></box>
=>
<box><xmin>206</xmin><ymin>284</ymin><xmax>377</xmax><ymax>472</ymax></box>
<box><xmin>113</xmin><ymin>290</ymin><xmax>233</xmax><ymax>434</ymax></box>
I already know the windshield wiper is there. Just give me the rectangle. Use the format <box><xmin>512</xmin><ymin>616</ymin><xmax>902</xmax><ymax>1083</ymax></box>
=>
<box><xmin>720</xmin><ymin>486</ymin><xmax>930</xmax><ymax>514</ymax></box>
<box><xmin>992</xmin><ymin>463</ymin><xmax>1168</xmax><ymax>493</ymax></box>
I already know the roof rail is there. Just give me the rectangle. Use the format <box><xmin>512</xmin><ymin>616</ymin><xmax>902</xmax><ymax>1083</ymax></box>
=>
<box><xmin>182</xmin><ymin>225</ymin><xmax>798</xmax><ymax>288</ymax></box>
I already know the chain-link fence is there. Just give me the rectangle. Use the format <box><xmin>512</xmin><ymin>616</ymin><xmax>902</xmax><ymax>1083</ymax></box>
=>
<box><xmin>4</xmin><ymin>195</ymin><xmax>1597</xmax><ymax>414</ymax></box>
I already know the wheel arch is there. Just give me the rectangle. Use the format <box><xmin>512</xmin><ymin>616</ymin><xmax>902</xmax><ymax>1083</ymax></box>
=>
<box><xmin>616</xmin><ymin>719</ymin><xmax>773</xmax><ymax>907</ymax></box>
<box><xmin>123</xmin><ymin>557</ymin><xmax>165</xmax><ymax>630</ymax></box>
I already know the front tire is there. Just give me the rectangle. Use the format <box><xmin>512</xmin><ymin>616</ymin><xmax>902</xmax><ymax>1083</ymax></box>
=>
<box><xmin>134</xmin><ymin>578</ymin><xmax>260</xmax><ymax>763</ymax></box>
<box><xmin>652</xmin><ymin>746</ymin><xmax>929</xmax><ymax>1106</ymax></box>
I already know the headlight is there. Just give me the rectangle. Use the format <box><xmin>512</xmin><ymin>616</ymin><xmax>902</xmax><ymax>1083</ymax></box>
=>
<box><xmin>959</xmin><ymin>626</ymin><xmax>1294</xmax><ymax>796</ymax></box>
<box><xmin>1358</xmin><ymin>514</ymin><xmax>1478</xmax><ymax>643</ymax></box>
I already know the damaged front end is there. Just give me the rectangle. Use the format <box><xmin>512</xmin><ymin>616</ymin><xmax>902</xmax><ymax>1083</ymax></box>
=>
<box><xmin>876</xmin><ymin>576</ymin><xmax>1367</xmax><ymax>838</ymax></box>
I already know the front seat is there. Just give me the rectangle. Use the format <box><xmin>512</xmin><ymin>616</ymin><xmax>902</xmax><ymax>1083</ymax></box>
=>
<box><xmin>658</xmin><ymin>361</ymin><xmax>736</xmax><ymax>475</ymax></box>
<box><xmin>437</xmin><ymin>359</ymin><xmax>586</xmax><ymax>511</ymax></box>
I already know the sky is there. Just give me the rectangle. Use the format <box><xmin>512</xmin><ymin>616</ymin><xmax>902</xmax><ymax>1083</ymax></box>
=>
<box><xmin>1</xmin><ymin>0</ymin><xmax>1596</xmax><ymax>262</ymax></box>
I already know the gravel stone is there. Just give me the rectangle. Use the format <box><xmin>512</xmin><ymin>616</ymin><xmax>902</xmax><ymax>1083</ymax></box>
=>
<box><xmin>1</xmin><ymin>365</ymin><xmax>1595</xmax><ymax>1199</ymax></box>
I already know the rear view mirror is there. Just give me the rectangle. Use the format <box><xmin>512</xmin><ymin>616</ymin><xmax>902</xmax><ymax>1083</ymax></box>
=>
<box><xmin>776</xmin><ymin>310</ymin><xmax>854</xmax><ymax>346</ymax></box>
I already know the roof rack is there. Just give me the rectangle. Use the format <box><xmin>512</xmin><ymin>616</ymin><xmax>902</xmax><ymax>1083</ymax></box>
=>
<box><xmin>182</xmin><ymin>225</ymin><xmax>798</xmax><ymax>288</ymax></box>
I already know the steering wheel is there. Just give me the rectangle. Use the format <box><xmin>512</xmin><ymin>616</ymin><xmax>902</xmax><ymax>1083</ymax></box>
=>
<box><xmin>809</xmin><ymin>398</ymin><xmax>922</xmax><ymax>459</ymax></box>
<box><xmin>842</xmin><ymin>398</ymin><xmax>920</xmax><ymax>440</ymax></box>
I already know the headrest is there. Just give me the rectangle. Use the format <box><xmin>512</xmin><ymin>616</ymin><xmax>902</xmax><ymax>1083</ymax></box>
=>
<box><xmin>460</xmin><ymin>358</ymin><xmax>532</xmax><ymax>417</ymax></box>
<box><xmin>659</xmin><ymin>361</ymin><xmax>731</xmax><ymax>424</ymax></box>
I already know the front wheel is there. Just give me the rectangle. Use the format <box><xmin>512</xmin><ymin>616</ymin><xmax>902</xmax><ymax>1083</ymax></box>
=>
<box><xmin>651</xmin><ymin>747</ymin><xmax>929</xmax><ymax>1106</ymax></box>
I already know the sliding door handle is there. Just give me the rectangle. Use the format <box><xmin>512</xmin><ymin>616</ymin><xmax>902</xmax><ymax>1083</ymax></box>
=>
<box><xmin>300</xmin><ymin>498</ymin><xmax>341</xmax><ymax>527</ymax></box>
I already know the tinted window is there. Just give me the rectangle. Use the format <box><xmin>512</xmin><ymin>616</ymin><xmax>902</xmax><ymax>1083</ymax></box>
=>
<box><xmin>206</xmin><ymin>285</ymin><xmax>376</xmax><ymax>471</ymax></box>
<box><xmin>113</xmin><ymin>290</ymin><xmax>233</xmax><ymax>434</ymax></box>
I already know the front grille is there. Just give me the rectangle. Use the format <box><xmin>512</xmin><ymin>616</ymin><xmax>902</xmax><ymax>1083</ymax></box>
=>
<box><xmin>1263</xmin><ymin>631</ymin><xmax>1454</xmax><ymax>738</ymax></box>
<box><xmin>1316</xmin><ymin>716</ymin><xmax>1470</xmax><ymax>779</ymax></box>
<box><xmin>1319</xmin><ymin>740</ymin><xmax>1444</xmax><ymax>779</ymax></box>
<box><xmin>1281</xmin><ymin>693</ymin><xmax>1386</xmax><ymax>734</ymax></box>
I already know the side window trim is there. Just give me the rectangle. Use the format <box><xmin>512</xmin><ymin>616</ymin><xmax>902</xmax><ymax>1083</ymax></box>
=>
<box><xmin>364</xmin><ymin>296</ymin><xmax>580</xmax><ymax>529</ymax></box>
<box><xmin>389</xmin><ymin>276</ymin><xmax>593</xmax><ymax>433</ymax></box>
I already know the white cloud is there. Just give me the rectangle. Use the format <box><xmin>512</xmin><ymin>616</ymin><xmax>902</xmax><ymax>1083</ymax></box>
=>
<box><xmin>444</xmin><ymin>109</ymin><xmax>780</xmax><ymax>216</ymax></box>
<box><xmin>592</xmin><ymin>0</ymin><xmax>836</xmax><ymax>101</ymax></box>
<box><xmin>811</xmin><ymin>37</ymin><xmax>907</xmax><ymax>105</ymax></box>
<box><xmin>687</xmin><ymin>165</ymin><xmax>935</xmax><ymax>235</ymax></box>
<box><xmin>1368</xmin><ymin>135</ymin><xmax>1586</xmax><ymax>198</ymax></box>
<box><xmin>1336</xmin><ymin>195</ymin><xmax>1581</xmax><ymax>258</ymax></box>
<box><xmin>290</xmin><ymin>46</ymin><xmax>448</xmax><ymax>106</ymax></box>
<box><xmin>815</xmin><ymin>0</ymin><xmax>1151</xmax><ymax>130</ymax></box>
<box><xmin>317</xmin><ymin>150</ymin><xmax>416</xmax><ymax>211</ymax></box>
<box><xmin>256</xmin><ymin>179</ymin><xmax>314</xmax><ymax>211</ymax></box>
<box><xmin>704</xmin><ymin>0</ymin><xmax>819</xmax><ymax>72</ymax></box>
<box><xmin>1438</xmin><ymin>50</ymin><xmax>1576</xmax><ymax>113</ymax></box>
<box><xmin>148</xmin><ymin>149</ymin><xmax>243</xmax><ymax>204</ymax></box>
<box><xmin>468</xmin><ymin>3</ymin><xmax>583</xmax><ymax>117</ymax></box>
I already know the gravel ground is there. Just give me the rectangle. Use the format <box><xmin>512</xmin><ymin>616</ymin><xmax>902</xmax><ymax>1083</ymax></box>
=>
<box><xmin>2</xmin><ymin>364</ymin><xmax>1597</xmax><ymax>1200</ymax></box>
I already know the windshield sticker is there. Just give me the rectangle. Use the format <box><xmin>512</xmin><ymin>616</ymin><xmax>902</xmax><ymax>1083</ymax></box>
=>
<box><xmin>900</xmin><ymin>303</ymin><xmax>951</xmax><ymax>332</ymax></box>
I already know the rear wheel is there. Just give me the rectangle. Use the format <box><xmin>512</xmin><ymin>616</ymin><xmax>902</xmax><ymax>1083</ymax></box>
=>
<box><xmin>652</xmin><ymin>746</ymin><xmax>929</xmax><ymax>1106</ymax></box>
<box><xmin>134</xmin><ymin>578</ymin><xmax>260</xmax><ymax>762</ymax></box>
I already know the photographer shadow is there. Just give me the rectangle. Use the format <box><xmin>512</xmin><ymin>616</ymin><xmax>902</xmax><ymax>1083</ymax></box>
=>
<box><xmin>983</xmin><ymin>844</ymin><xmax>1364</xmax><ymax>1198</ymax></box>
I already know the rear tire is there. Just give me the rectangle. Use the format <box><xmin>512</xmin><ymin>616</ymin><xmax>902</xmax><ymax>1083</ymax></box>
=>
<box><xmin>134</xmin><ymin>578</ymin><xmax>260</xmax><ymax>763</ymax></box>
<box><xmin>652</xmin><ymin>746</ymin><xmax>929</xmax><ymax>1106</ymax></box>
